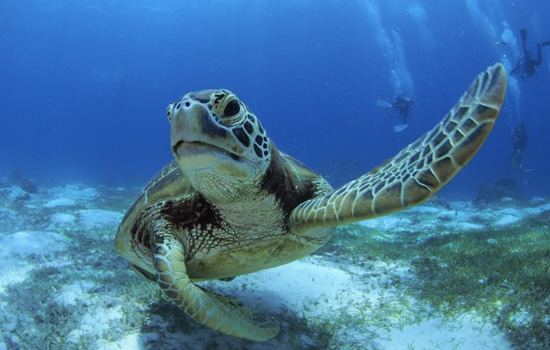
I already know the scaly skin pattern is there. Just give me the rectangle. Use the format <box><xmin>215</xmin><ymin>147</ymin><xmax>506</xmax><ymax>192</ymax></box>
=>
<box><xmin>290</xmin><ymin>63</ymin><xmax>507</xmax><ymax>234</ymax></box>
<box><xmin>115</xmin><ymin>63</ymin><xmax>507</xmax><ymax>341</ymax></box>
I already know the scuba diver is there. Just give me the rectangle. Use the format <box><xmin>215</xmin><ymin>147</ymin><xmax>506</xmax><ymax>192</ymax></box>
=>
<box><xmin>511</xmin><ymin>123</ymin><xmax>528</xmax><ymax>172</ymax></box>
<box><xmin>391</xmin><ymin>96</ymin><xmax>414</xmax><ymax>124</ymax></box>
<box><xmin>376</xmin><ymin>96</ymin><xmax>415</xmax><ymax>132</ymax></box>
<box><xmin>510</xmin><ymin>28</ymin><xmax>550</xmax><ymax>80</ymax></box>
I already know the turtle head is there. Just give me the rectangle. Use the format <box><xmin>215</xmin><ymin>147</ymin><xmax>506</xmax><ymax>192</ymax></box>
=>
<box><xmin>167</xmin><ymin>89</ymin><xmax>272</xmax><ymax>202</ymax></box>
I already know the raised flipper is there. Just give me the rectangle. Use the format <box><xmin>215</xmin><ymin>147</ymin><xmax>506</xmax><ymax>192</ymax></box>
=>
<box><xmin>290</xmin><ymin>63</ymin><xmax>507</xmax><ymax>235</ymax></box>
<box><xmin>152</xmin><ymin>229</ymin><xmax>279</xmax><ymax>341</ymax></box>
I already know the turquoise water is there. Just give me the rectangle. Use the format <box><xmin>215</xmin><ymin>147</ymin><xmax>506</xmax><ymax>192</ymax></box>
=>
<box><xmin>1</xmin><ymin>0</ymin><xmax>550</xmax><ymax>198</ymax></box>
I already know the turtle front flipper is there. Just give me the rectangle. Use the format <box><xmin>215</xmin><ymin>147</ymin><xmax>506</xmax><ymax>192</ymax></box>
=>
<box><xmin>152</xmin><ymin>230</ymin><xmax>279</xmax><ymax>341</ymax></box>
<box><xmin>290</xmin><ymin>63</ymin><xmax>507</xmax><ymax>234</ymax></box>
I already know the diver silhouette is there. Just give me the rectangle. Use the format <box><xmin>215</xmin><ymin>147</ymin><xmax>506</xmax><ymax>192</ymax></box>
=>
<box><xmin>511</xmin><ymin>123</ymin><xmax>528</xmax><ymax>172</ymax></box>
<box><xmin>511</xmin><ymin>28</ymin><xmax>550</xmax><ymax>80</ymax></box>
<box><xmin>391</xmin><ymin>96</ymin><xmax>414</xmax><ymax>124</ymax></box>
<box><xmin>376</xmin><ymin>96</ymin><xmax>414</xmax><ymax>132</ymax></box>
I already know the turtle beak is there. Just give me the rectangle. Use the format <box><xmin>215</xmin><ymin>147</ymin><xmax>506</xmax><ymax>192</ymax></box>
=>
<box><xmin>168</xmin><ymin>97</ymin><xmax>244</xmax><ymax>158</ymax></box>
<box><xmin>170</xmin><ymin>105</ymin><xmax>206</xmax><ymax>150</ymax></box>
<box><xmin>169</xmin><ymin>103</ymin><xmax>242</xmax><ymax>165</ymax></box>
<box><xmin>171</xmin><ymin>140</ymin><xmax>184</xmax><ymax>155</ymax></box>
<box><xmin>169</xmin><ymin>104</ymin><xmax>208</xmax><ymax>150</ymax></box>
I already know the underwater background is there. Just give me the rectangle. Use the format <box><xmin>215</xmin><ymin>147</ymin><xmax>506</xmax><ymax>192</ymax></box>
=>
<box><xmin>2</xmin><ymin>1</ymin><xmax>550</xmax><ymax>350</ymax></box>
<box><xmin>1</xmin><ymin>0</ymin><xmax>549</xmax><ymax>199</ymax></box>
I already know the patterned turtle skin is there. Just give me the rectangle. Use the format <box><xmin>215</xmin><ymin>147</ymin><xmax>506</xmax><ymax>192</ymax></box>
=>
<box><xmin>115</xmin><ymin>63</ymin><xmax>507</xmax><ymax>341</ymax></box>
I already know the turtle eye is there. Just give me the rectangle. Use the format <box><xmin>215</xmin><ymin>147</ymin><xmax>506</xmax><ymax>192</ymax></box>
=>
<box><xmin>223</xmin><ymin>100</ymin><xmax>240</xmax><ymax>118</ymax></box>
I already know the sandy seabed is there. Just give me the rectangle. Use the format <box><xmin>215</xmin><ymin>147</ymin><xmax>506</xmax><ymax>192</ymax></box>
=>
<box><xmin>1</xmin><ymin>183</ymin><xmax>548</xmax><ymax>350</ymax></box>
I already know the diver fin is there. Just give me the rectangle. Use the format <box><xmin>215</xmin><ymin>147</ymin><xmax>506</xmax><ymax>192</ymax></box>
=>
<box><xmin>520</xmin><ymin>28</ymin><xmax>527</xmax><ymax>42</ymax></box>
<box><xmin>520</xmin><ymin>28</ymin><xmax>529</xmax><ymax>54</ymax></box>
<box><xmin>377</xmin><ymin>99</ymin><xmax>393</xmax><ymax>108</ymax></box>
<box><xmin>393</xmin><ymin>124</ymin><xmax>409</xmax><ymax>133</ymax></box>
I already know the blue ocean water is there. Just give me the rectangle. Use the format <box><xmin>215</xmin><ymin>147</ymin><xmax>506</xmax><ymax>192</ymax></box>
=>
<box><xmin>1</xmin><ymin>0</ymin><xmax>549</xmax><ymax>199</ymax></box>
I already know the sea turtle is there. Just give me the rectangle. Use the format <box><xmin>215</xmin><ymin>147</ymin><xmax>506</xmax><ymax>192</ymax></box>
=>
<box><xmin>115</xmin><ymin>63</ymin><xmax>507</xmax><ymax>341</ymax></box>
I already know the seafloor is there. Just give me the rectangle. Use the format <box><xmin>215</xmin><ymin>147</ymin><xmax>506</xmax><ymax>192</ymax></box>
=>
<box><xmin>1</xmin><ymin>182</ymin><xmax>549</xmax><ymax>350</ymax></box>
